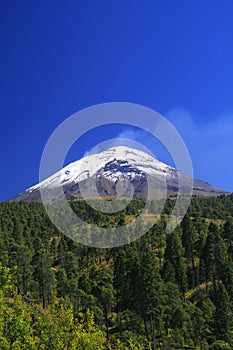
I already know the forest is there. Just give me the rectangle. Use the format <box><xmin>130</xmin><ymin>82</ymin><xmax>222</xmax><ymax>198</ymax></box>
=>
<box><xmin>0</xmin><ymin>194</ymin><xmax>233</xmax><ymax>349</ymax></box>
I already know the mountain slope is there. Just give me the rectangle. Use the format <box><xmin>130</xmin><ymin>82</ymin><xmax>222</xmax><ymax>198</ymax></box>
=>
<box><xmin>9</xmin><ymin>146</ymin><xmax>228</xmax><ymax>202</ymax></box>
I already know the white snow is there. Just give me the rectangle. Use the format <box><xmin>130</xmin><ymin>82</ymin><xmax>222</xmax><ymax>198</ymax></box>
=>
<box><xmin>27</xmin><ymin>146</ymin><xmax>175</xmax><ymax>192</ymax></box>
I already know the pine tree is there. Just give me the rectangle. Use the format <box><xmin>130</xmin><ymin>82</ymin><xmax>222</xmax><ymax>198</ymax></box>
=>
<box><xmin>33</xmin><ymin>249</ymin><xmax>56</xmax><ymax>308</ymax></box>
<box><xmin>181</xmin><ymin>214</ymin><xmax>198</xmax><ymax>288</ymax></box>
<box><xmin>214</xmin><ymin>284</ymin><xmax>233</xmax><ymax>343</ymax></box>
<box><xmin>223</xmin><ymin>219</ymin><xmax>233</xmax><ymax>261</ymax></box>
<box><xmin>140</xmin><ymin>251</ymin><xmax>165</xmax><ymax>349</ymax></box>
<box><xmin>163</xmin><ymin>227</ymin><xmax>188</xmax><ymax>295</ymax></box>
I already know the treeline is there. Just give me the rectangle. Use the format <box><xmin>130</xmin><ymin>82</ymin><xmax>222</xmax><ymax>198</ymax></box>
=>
<box><xmin>0</xmin><ymin>195</ymin><xmax>233</xmax><ymax>349</ymax></box>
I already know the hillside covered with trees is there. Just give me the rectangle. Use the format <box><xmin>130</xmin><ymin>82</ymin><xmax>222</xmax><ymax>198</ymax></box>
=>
<box><xmin>0</xmin><ymin>195</ymin><xmax>233</xmax><ymax>349</ymax></box>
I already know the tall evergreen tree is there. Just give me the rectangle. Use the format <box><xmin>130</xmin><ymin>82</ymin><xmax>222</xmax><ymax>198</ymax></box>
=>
<box><xmin>214</xmin><ymin>284</ymin><xmax>233</xmax><ymax>343</ymax></box>
<box><xmin>163</xmin><ymin>227</ymin><xmax>188</xmax><ymax>295</ymax></box>
<box><xmin>140</xmin><ymin>251</ymin><xmax>165</xmax><ymax>349</ymax></box>
<box><xmin>33</xmin><ymin>249</ymin><xmax>56</xmax><ymax>308</ymax></box>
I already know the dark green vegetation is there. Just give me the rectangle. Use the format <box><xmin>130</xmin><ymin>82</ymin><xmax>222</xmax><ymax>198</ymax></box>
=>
<box><xmin>0</xmin><ymin>195</ymin><xmax>233</xmax><ymax>349</ymax></box>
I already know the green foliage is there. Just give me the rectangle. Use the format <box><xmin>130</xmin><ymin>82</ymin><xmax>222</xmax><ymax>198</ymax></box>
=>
<box><xmin>0</xmin><ymin>195</ymin><xmax>233</xmax><ymax>348</ymax></box>
<box><xmin>211</xmin><ymin>340</ymin><xmax>232</xmax><ymax>350</ymax></box>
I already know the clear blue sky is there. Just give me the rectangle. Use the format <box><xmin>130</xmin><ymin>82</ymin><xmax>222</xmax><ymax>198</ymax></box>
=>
<box><xmin>0</xmin><ymin>1</ymin><xmax>232</xmax><ymax>201</ymax></box>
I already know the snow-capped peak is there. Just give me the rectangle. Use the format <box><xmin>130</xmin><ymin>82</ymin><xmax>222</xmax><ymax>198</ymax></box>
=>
<box><xmin>27</xmin><ymin>146</ymin><xmax>174</xmax><ymax>193</ymax></box>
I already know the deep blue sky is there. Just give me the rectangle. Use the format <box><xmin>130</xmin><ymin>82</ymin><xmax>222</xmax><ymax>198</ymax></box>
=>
<box><xmin>0</xmin><ymin>1</ymin><xmax>232</xmax><ymax>201</ymax></box>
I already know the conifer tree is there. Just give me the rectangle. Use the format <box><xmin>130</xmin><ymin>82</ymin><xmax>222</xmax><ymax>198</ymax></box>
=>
<box><xmin>214</xmin><ymin>284</ymin><xmax>233</xmax><ymax>343</ymax></box>
<box><xmin>163</xmin><ymin>227</ymin><xmax>188</xmax><ymax>295</ymax></box>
